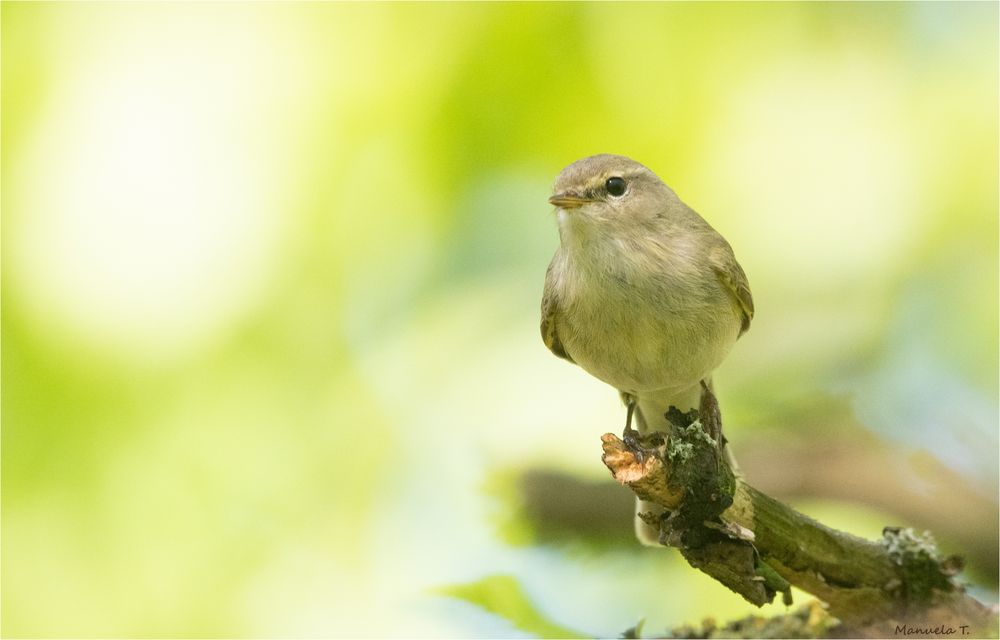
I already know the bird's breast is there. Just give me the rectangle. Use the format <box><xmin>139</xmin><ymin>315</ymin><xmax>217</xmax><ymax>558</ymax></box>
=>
<box><xmin>556</xmin><ymin>251</ymin><xmax>739</xmax><ymax>394</ymax></box>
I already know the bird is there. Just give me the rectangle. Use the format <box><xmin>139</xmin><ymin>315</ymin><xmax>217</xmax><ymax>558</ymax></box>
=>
<box><xmin>540</xmin><ymin>154</ymin><xmax>753</xmax><ymax>546</ymax></box>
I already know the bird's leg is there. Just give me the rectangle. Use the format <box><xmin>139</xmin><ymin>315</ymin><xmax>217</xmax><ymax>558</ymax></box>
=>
<box><xmin>698</xmin><ymin>380</ymin><xmax>722</xmax><ymax>445</ymax></box>
<box><xmin>698</xmin><ymin>379</ymin><xmax>743</xmax><ymax>476</ymax></box>
<box><xmin>621</xmin><ymin>391</ymin><xmax>642</xmax><ymax>451</ymax></box>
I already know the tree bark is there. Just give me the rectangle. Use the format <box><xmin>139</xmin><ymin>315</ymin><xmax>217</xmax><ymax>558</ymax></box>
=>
<box><xmin>599</xmin><ymin>391</ymin><xmax>998</xmax><ymax>637</ymax></box>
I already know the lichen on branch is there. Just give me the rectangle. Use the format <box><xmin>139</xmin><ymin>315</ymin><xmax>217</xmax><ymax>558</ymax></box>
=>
<box><xmin>599</xmin><ymin>386</ymin><xmax>997</xmax><ymax>634</ymax></box>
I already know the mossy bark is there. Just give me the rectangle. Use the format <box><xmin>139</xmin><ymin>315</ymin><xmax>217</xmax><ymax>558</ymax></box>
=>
<box><xmin>600</xmin><ymin>386</ymin><xmax>998</xmax><ymax>636</ymax></box>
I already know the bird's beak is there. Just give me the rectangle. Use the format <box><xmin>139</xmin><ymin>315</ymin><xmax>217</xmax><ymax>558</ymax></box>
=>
<box><xmin>548</xmin><ymin>192</ymin><xmax>592</xmax><ymax>209</ymax></box>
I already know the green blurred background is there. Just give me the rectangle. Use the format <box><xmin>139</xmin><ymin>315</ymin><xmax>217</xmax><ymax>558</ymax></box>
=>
<box><xmin>3</xmin><ymin>2</ymin><xmax>997</xmax><ymax>637</ymax></box>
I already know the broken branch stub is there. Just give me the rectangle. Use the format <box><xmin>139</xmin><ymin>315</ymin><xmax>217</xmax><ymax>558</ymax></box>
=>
<box><xmin>599</xmin><ymin>391</ymin><xmax>997</xmax><ymax>631</ymax></box>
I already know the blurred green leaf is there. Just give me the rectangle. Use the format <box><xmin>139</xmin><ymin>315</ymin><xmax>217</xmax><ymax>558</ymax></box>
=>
<box><xmin>435</xmin><ymin>574</ymin><xmax>586</xmax><ymax>639</ymax></box>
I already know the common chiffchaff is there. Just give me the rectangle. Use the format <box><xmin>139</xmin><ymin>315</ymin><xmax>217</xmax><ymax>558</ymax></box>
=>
<box><xmin>540</xmin><ymin>154</ymin><xmax>754</xmax><ymax>545</ymax></box>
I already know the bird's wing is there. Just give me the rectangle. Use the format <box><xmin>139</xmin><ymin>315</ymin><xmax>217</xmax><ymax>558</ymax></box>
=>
<box><xmin>710</xmin><ymin>244</ymin><xmax>754</xmax><ymax>337</ymax></box>
<box><xmin>540</xmin><ymin>257</ymin><xmax>575</xmax><ymax>363</ymax></box>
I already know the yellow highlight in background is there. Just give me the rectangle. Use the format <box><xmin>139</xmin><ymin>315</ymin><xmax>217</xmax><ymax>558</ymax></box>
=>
<box><xmin>2</xmin><ymin>2</ymin><xmax>997</xmax><ymax>637</ymax></box>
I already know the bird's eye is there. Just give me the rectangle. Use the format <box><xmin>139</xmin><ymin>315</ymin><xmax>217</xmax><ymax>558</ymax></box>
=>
<box><xmin>605</xmin><ymin>177</ymin><xmax>626</xmax><ymax>197</ymax></box>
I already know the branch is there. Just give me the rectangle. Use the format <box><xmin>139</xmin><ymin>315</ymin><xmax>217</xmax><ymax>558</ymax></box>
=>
<box><xmin>600</xmin><ymin>391</ymin><xmax>998</xmax><ymax>635</ymax></box>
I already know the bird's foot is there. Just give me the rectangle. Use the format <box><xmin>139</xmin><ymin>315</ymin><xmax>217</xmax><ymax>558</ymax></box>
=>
<box><xmin>622</xmin><ymin>425</ymin><xmax>643</xmax><ymax>452</ymax></box>
<box><xmin>621</xmin><ymin>392</ymin><xmax>645</xmax><ymax>457</ymax></box>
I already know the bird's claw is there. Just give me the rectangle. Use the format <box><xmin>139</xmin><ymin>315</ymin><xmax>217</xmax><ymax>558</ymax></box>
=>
<box><xmin>622</xmin><ymin>425</ymin><xmax>642</xmax><ymax>450</ymax></box>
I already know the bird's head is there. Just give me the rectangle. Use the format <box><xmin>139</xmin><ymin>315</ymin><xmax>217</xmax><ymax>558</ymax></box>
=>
<box><xmin>549</xmin><ymin>154</ymin><xmax>676</xmax><ymax>244</ymax></box>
